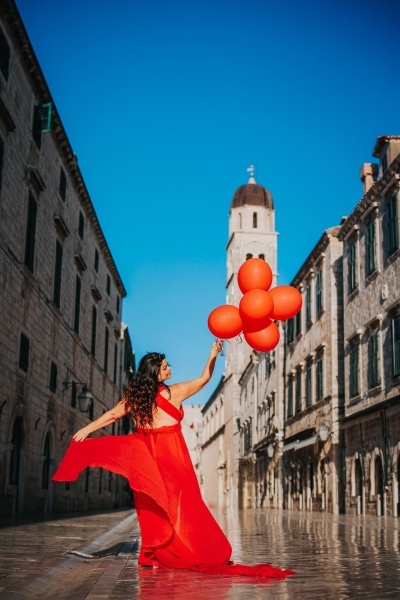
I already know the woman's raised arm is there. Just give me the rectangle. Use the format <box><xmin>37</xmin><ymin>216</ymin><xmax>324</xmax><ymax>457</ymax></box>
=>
<box><xmin>72</xmin><ymin>398</ymin><xmax>130</xmax><ymax>442</ymax></box>
<box><xmin>167</xmin><ymin>340</ymin><xmax>223</xmax><ymax>406</ymax></box>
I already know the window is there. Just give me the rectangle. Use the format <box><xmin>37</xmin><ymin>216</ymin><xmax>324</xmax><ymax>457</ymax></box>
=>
<box><xmin>368</xmin><ymin>332</ymin><xmax>381</xmax><ymax>389</ymax></box>
<box><xmin>106</xmin><ymin>274</ymin><xmax>111</xmax><ymax>296</ymax></box>
<box><xmin>0</xmin><ymin>136</ymin><xmax>4</xmax><ymax>189</ymax></box>
<box><xmin>306</xmin><ymin>362</ymin><xmax>312</xmax><ymax>407</ymax></box>
<box><xmin>316</xmin><ymin>269</ymin><xmax>323</xmax><ymax>313</ymax></box>
<box><xmin>91</xmin><ymin>306</ymin><xmax>97</xmax><ymax>356</ymax></box>
<box><xmin>350</xmin><ymin>344</ymin><xmax>360</xmax><ymax>398</ymax></box>
<box><xmin>316</xmin><ymin>355</ymin><xmax>324</xmax><ymax>401</ymax></box>
<box><xmin>265</xmin><ymin>353</ymin><xmax>271</xmax><ymax>379</ymax></box>
<box><xmin>24</xmin><ymin>192</ymin><xmax>37</xmax><ymax>272</ymax></box>
<box><xmin>71</xmin><ymin>382</ymin><xmax>77</xmax><ymax>408</ymax></box>
<box><xmin>49</xmin><ymin>361</ymin><xmax>58</xmax><ymax>393</ymax></box>
<box><xmin>253</xmin><ymin>212</ymin><xmax>257</xmax><ymax>228</ymax></box>
<box><xmin>392</xmin><ymin>315</ymin><xmax>400</xmax><ymax>378</ymax></box>
<box><xmin>305</xmin><ymin>283</ymin><xmax>312</xmax><ymax>323</ymax></box>
<box><xmin>387</xmin><ymin>194</ymin><xmax>399</xmax><ymax>257</ymax></box>
<box><xmin>19</xmin><ymin>333</ymin><xmax>30</xmax><ymax>372</ymax></box>
<box><xmin>0</xmin><ymin>25</ymin><xmax>10</xmax><ymax>80</ymax></box>
<box><xmin>74</xmin><ymin>275</ymin><xmax>81</xmax><ymax>334</ymax></box>
<box><xmin>287</xmin><ymin>318</ymin><xmax>294</xmax><ymax>344</ymax></box>
<box><xmin>59</xmin><ymin>167</ymin><xmax>67</xmax><ymax>202</ymax></box>
<box><xmin>116</xmin><ymin>295</ymin><xmax>120</xmax><ymax>315</ymax></box>
<box><xmin>113</xmin><ymin>343</ymin><xmax>118</xmax><ymax>384</ymax></box>
<box><xmin>94</xmin><ymin>249</ymin><xmax>99</xmax><ymax>272</ymax></box>
<box><xmin>42</xmin><ymin>434</ymin><xmax>51</xmax><ymax>490</ymax></box>
<box><xmin>53</xmin><ymin>240</ymin><xmax>63</xmax><ymax>309</ymax></box>
<box><xmin>296</xmin><ymin>370</ymin><xmax>302</xmax><ymax>413</ymax></box>
<box><xmin>246</xmin><ymin>253</ymin><xmax>253</xmax><ymax>260</ymax></box>
<box><xmin>32</xmin><ymin>103</ymin><xmax>52</xmax><ymax>149</ymax></box>
<box><xmin>348</xmin><ymin>241</ymin><xmax>358</xmax><ymax>294</ymax></box>
<box><xmin>244</xmin><ymin>421</ymin><xmax>252</xmax><ymax>451</ymax></box>
<box><xmin>365</xmin><ymin>220</ymin><xmax>376</xmax><ymax>276</ymax></box>
<box><xmin>78</xmin><ymin>211</ymin><xmax>84</xmax><ymax>240</ymax></box>
<box><xmin>295</xmin><ymin>308</ymin><xmax>301</xmax><ymax>336</ymax></box>
<box><xmin>104</xmin><ymin>327</ymin><xmax>109</xmax><ymax>372</ymax></box>
<box><xmin>288</xmin><ymin>377</ymin><xmax>293</xmax><ymax>418</ymax></box>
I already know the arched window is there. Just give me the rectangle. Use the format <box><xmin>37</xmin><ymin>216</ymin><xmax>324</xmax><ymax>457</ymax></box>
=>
<box><xmin>10</xmin><ymin>417</ymin><xmax>23</xmax><ymax>485</ymax></box>
<box><xmin>42</xmin><ymin>433</ymin><xmax>51</xmax><ymax>489</ymax></box>
<box><xmin>246</xmin><ymin>253</ymin><xmax>253</xmax><ymax>261</ymax></box>
<box><xmin>253</xmin><ymin>212</ymin><xmax>258</xmax><ymax>228</ymax></box>
<box><xmin>239</xmin><ymin>213</ymin><xmax>242</xmax><ymax>229</ymax></box>
<box><xmin>259</xmin><ymin>254</ymin><xmax>265</xmax><ymax>260</ymax></box>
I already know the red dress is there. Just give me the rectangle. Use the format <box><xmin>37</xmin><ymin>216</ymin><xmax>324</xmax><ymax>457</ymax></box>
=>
<box><xmin>52</xmin><ymin>388</ymin><xmax>294</xmax><ymax>578</ymax></box>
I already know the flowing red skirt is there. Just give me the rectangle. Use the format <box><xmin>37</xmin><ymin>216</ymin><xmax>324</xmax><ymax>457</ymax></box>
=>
<box><xmin>52</xmin><ymin>424</ymin><xmax>294</xmax><ymax>578</ymax></box>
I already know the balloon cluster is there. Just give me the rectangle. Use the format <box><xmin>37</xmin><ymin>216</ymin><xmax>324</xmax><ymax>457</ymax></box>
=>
<box><xmin>208</xmin><ymin>258</ymin><xmax>302</xmax><ymax>352</ymax></box>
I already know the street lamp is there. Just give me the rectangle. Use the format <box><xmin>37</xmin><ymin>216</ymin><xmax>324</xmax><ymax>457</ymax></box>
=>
<box><xmin>319</xmin><ymin>423</ymin><xmax>330</xmax><ymax>442</ymax></box>
<box><xmin>63</xmin><ymin>380</ymin><xmax>93</xmax><ymax>413</ymax></box>
<box><xmin>267</xmin><ymin>443</ymin><xmax>274</xmax><ymax>458</ymax></box>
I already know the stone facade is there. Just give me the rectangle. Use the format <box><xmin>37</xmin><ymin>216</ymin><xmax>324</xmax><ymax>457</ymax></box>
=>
<box><xmin>283</xmin><ymin>228</ymin><xmax>344</xmax><ymax>514</ymax></box>
<box><xmin>202</xmin><ymin>137</ymin><xmax>400</xmax><ymax>518</ymax></box>
<box><xmin>338</xmin><ymin>137</ymin><xmax>400</xmax><ymax>517</ymax></box>
<box><xmin>201</xmin><ymin>170</ymin><xmax>279</xmax><ymax>510</ymax></box>
<box><xmin>0</xmin><ymin>0</ymin><xmax>134</xmax><ymax>516</ymax></box>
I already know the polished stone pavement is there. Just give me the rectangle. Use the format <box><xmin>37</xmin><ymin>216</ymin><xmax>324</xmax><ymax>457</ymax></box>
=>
<box><xmin>1</xmin><ymin>507</ymin><xmax>400</xmax><ymax>599</ymax></box>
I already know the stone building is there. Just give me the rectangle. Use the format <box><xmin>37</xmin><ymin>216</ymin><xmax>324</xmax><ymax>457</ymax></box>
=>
<box><xmin>201</xmin><ymin>167</ymin><xmax>278</xmax><ymax>510</ymax></box>
<box><xmin>0</xmin><ymin>0</ymin><xmax>134</xmax><ymax>516</ymax></box>
<box><xmin>338</xmin><ymin>136</ymin><xmax>400</xmax><ymax>517</ymax></box>
<box><xmin>283</xmin><ymin>227</ymin><xmax>344</xmax><ymax>514</ymax></box>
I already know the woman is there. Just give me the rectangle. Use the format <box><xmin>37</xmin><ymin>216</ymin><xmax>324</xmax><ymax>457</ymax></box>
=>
<box><xmin>53</xmin><ymin>342</ymin><xmax>294</xmax><ymax>578</ymax></box>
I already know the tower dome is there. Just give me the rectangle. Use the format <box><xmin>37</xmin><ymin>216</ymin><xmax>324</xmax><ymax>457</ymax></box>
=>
<box><xmin>231</xmin><ymin>183</ymin><xmax>274</xmax><ymax>210</ymax></box>
<box><xmin>231</xmin><ymin>167</ymin><xmax>274</xmax><ymax>210</ymax></box>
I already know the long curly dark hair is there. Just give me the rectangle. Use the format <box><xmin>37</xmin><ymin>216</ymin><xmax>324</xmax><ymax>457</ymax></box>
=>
<box><xmin>124</xmin><ymin>352</ymin><xmax>169</xmax><ymax>429</ymax></box>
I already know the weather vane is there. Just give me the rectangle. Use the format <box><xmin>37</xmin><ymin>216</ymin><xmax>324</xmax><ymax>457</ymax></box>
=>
<box><xmin>247</xmin><ymin>165</ymin><xmax>256</xmax><ymax>184</ymax></box>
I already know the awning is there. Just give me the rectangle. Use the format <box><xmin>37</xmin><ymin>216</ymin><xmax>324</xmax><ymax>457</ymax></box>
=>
<box><xmin>282</xmin><ymin>434</ymin><xmax>319</xmax><ymax>452</ymax></box>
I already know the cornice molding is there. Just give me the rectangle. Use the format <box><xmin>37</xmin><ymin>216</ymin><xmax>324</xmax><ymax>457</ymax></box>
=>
<box><xmin>338</xmin><ymin>154</ymin><xmax>400</xmax><ymax>241</ymax></box>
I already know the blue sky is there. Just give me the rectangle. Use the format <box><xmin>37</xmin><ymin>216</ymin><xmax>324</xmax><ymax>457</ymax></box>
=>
<box><xmin>16</xmin><ymin>0</ymin><xmax>400</xmax><ymax>403</ymax></box>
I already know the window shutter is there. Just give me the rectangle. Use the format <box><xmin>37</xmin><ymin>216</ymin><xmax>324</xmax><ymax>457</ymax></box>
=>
<box><xmin>59</xmin><ymin>167</ymin><xmax>67</xmax><ymax>201</ymax></box>
<box><xmin>19</xmin><ymin>333</ymin><xmax>30</xmax><ymax>372</ymax></box>
<box><xmin>53</xmin><ymin>240</ymin><xmax>63</xmax><ymax>308</ymax></box>
<box><xmin>36</xmin><ymin>103</ymin><xmax>52</xmax><ymax>132</ymax></box>
<box><xmin>393</xmin><ymin>316</ymin><xmax>400</xmax><ymax>377</ymax></box>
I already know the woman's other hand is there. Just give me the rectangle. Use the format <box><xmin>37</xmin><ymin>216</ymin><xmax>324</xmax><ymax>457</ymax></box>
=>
<box><xmin>210</xmin><ymin>339</ymin><xmax>223</xmax><ymax>357</ymax></box>
<box><xmin>72</xmin><ymin>426</ymin><xmax>91</xmax><ymax>442</ymax></box>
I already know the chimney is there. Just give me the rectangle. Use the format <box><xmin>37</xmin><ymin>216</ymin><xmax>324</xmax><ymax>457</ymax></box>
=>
<box><xmin>360</xmin><ymin>163</ymin><xmax>378</xmax><ymax>195</ymax></box>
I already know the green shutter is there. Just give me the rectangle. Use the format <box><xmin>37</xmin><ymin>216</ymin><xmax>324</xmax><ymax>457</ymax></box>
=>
<box><xmin>393</xmin><ymin>316</ymin><xmax>400</xmax><ymax>377</ymax></box>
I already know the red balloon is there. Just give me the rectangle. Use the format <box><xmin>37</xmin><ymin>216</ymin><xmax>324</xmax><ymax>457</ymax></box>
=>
<box><xmin>239</xmin><ymin>289</ymin><xmax>274</xmax><ymax>332</ymax></box>
<box><xmin>244</xmin><ymin>322</ymin><xmax>280</xmax><ymax>352</ymax></box>
<box><xmin>208</xmin><ymin>305</ymin><xmax>243</xmax><ymax>339</ymax></box>
<box><xmin>269</xmin><ymin>286</ymin><xmax>302</xmax><ymax>320</ymax></box>
<box><xmin>238</xmin><ymin>258</ymin><xmax>273</xmax><ymax>294</ymax></box>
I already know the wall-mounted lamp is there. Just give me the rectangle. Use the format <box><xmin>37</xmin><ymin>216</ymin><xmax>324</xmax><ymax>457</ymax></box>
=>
<box><xmin>63</xmin><ymin>380</ymin><xmax>93</xmax><ymax>413</ymax></box>
<box><xmin>267</xmin><ymin>443</ymin><xmax>274</xmax><ymax>458</ymax></box>
<box><xmin>319</xmin><ymin>423</ymin><xmax>330</xmax><ymax>442</ymax></box>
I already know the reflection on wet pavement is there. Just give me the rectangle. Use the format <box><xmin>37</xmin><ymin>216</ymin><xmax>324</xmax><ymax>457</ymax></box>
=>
<box><xmin>1</xmin><ymin>508</ymin><xmax>400</xmax><ymax>599</ymax></box>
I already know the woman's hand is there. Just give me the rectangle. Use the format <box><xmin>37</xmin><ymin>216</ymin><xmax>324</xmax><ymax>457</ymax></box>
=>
<box><xmin>72</xmin><ymin>426</ymin><xmax>91</xmax><ymax>442</ymax></box>
<box><xmin>210</xmin><ymin>339</ymin><xmax>223</xmax><ymax>357</ymax></box>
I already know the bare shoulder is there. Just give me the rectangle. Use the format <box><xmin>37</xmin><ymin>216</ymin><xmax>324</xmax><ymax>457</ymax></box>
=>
<box><xmin>159</xmin><ymin>387</ymin><xmax>170</xmax><ymax>400</ymax></box>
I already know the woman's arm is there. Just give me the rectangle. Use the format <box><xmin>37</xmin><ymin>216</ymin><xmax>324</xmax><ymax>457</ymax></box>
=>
<box><xmin>166</xmin><ymin>340</ymin><xmax>223</xmax><ymax>406</ymax></box>
<box><xmin>72</xmin><ymin>398</ymin><xmax>129</xmax><ymax>442</ymax></box>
